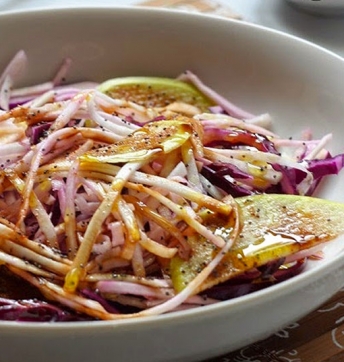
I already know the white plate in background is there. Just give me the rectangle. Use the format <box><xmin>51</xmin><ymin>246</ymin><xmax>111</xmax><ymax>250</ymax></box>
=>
<box><xmin>285</xmin><ymin>0</ymin><xmax>344</xmax><ymax>16</ymax></box>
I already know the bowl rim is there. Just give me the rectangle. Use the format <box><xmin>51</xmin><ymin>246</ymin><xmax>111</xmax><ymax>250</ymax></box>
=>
<box><xmin>0</xmin><ymin>5</ymin><xmax>343</xmax><ymax>331</ymax></box>
<box><xmin>0</xmin><ymin>5</ymin><xmax>343</xmax><ymax>73</ymax></box>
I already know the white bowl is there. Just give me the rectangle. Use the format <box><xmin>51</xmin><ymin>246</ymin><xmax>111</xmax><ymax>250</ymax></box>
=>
<box><xmin>1</xmin><ymin>6</ymin><xmax>344</xmax><ymax>362</ymax></box>
<box><xmin>286</xmin><ymin>0</ymin><xmax>344</xmax><ymax>16</ymax></box>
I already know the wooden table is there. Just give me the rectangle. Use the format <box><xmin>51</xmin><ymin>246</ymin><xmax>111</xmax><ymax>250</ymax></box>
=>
<box><xmin>137</xmin><ymin>1</ymin><xmax>344</xmax><ymax>360</ymax></box>
<box><xmin>207</xmin><ymin>288</ymin><xmax>344</xmax><ymax>361</ymax></box>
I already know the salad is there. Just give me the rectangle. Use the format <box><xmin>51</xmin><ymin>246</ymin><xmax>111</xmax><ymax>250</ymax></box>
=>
<box><xmin>0</xmin><ymin>50</ymin><xmax>343</xmax><ymax>322</ymax></box>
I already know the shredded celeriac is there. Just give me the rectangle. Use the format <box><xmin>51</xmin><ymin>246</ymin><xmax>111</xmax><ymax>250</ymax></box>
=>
<box><xmin>0</xmin><ymin>50</ymin><xmax>342</xmax><ymax>321</ymax></box>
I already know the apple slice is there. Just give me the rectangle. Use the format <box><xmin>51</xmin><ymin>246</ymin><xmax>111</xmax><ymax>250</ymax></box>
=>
<box><xmin>170</xmin><ymin>194</ymin><xmax>344</xmax><ymax>293</ymax></box>
<box><xmin>98</xmin><ymin>76</ymin><xmax>214</xmax><ymax>111</ymax></box>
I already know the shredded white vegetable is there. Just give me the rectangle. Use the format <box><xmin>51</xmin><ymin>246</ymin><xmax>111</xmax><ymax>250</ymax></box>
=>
<box><xmin>0</xmin><ymin>51</ymin><xmax>341</xmax><ymax>321</ymax></box>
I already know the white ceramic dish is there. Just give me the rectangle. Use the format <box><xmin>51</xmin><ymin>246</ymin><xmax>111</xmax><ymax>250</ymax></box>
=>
<box><xmin>1</xmin><ymin>6</ymin><xmax>344</xmax><ymax>362</ymax></box>
<box><xmin>286</xmin><ymin>0</ymin><xmax>344</xmax><ymax>16</ymax></box>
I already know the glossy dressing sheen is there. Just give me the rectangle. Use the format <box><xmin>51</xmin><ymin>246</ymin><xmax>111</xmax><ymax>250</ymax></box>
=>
<box><xmin>170</xmin><ymin>194</ymin><xmax>344</xmax><ymax>293</ymax></box>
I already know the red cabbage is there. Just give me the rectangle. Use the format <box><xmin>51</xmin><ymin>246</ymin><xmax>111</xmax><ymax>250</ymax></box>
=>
<box><xmin>0</xmin><ymin>298</ymin><xmax>90</xmax><ymax>322</ymax></box>
<box><xmin>202</xmin><ymin>259</ymin><xmax>306</xmax><ymax>301</ymax></box>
